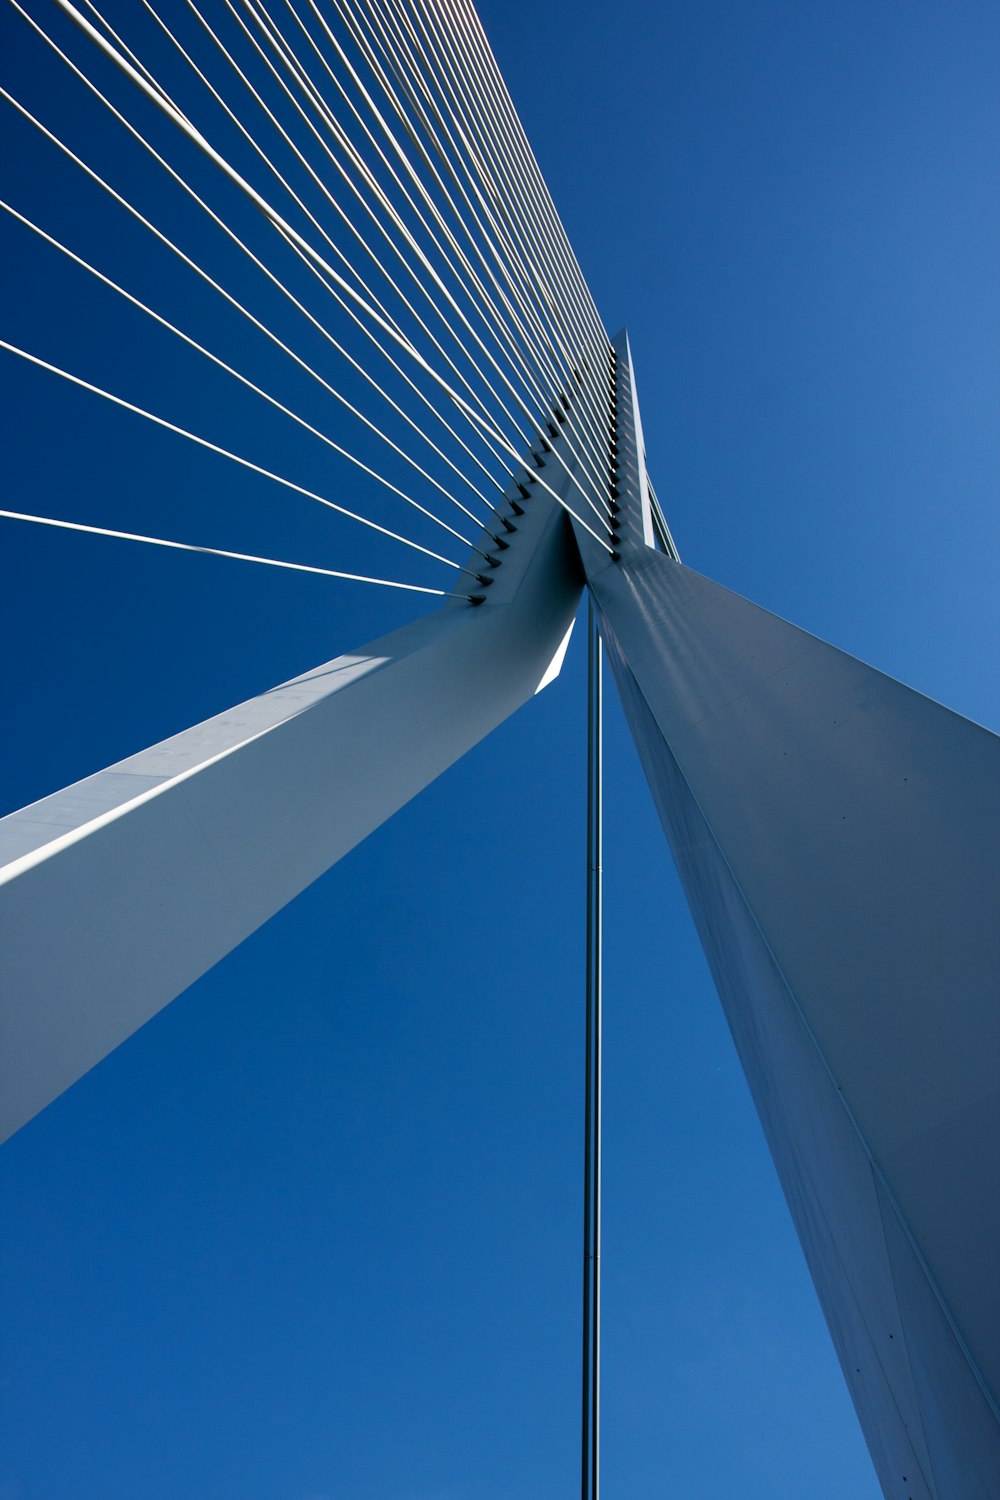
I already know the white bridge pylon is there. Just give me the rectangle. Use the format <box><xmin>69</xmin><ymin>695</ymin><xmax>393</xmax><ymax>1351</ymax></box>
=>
<box><xmin>3</xmin><ymin>0</ymin><xmax>998</xmax><ymax>1476</ymax></box>
<box><xmin>568</xmin><ymin>333</ymin><xmax>1000</xmax><ymax>1500</ymax></box>
<box><xmin>0</xmin><ymin>456</ymin><xmax>583</xmax><ymax>1144</ymax></box>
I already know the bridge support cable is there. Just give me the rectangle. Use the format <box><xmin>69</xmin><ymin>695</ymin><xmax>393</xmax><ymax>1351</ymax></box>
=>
<box><xmin>421</xmin><ymin>2</ymin><xmax>608</xmax><ymax>360</ymax></box>
<box><xmin>4</xmin><ymin>12</ymin><xmax>520</xmax><ymax>530</ymax></box>
<box><xmin>237</xmin><ymin>0</ymin><xmax>586</xmax><ymax>432</ymax></box>
<box><xmin>269</xmin><ymin>0</ymin><xmax>614</xmax><ymax>491</ymax></box>
<box><xmin>438</xmin><ymin>0</ymin><xmax>615</xmax><ymax>478</ymax></box>
<box><xmin>0</xmin><ymin>509</ymin><xmax>462</xmax><ymax>597</ymax></box>
<box><xmin>0</xmin><ymin>200</ymin><xmax>516</xmax><ymax>563</ymax></box>
<box><xmin>11</xmin><ymin>0</ymin><xmax>617</xmax><ymax>551</ymax></box>
<box><xmin>318</xmin><ymin>0</ymin><xmax>615</xmax><ymax>503</ymax></box>
<box><xmin>203</xmin><ymin>0</ymin><xmax>543</xmax><ymax>445</ymax></box>
<box><xmin>272</xmin><ymin>0</ymin><xmax>582</xmax><ymax>508</ymax></box>
<box><xmin>393</xmin><ymin>0</ymin><xmax>614</xmax><ymax>467</ymax></box>
<box><xmin>129</xmin><ymin>0</ymin><xmax>522</xmax><ymax>515</ymax></box>
<box><xmin>335</xmin><ymin>0</ymin><xmax>584</xmax><ymax>397</ymax></box>
<box><xmin>6</xmin><ymin>75</ymin><xmax>514</xmax><ymax>542</ymax></box>
<box><xmin>115</xmin><ymin>0</ymin><xmax>519</xmax><ymax>518</ymax></box>
<box><xmin>356</xmin><ymin>0</ymin><xmax>606</xmax><ymax>419</ymax></box>
<box><xmin>28</xmin><ymin>0</ymin><xmax>520</xmax><ymax>449</ymax></box>
<box><xmin>136</xmin><ymin>0</ymin><xmax>612</xmax><ymax>519</ymax></box>
<box><xmin>89</xmin><ymin>0</ymin><xmax>614</xmax><ymax>525</ymax></box>
<box><xmin>451</xmin><ymin>0</ymin><xmax>610</xmax><ymax>354</ymax></box>
<box><xmin>6</xmin><ymin>0</ymin><xmax>621</xmax><ymax>589</ymax></box>
<box><xmin>0</xmin><ymin>340</ymin><xmax>465</xmax><ymax>570</ymax></box>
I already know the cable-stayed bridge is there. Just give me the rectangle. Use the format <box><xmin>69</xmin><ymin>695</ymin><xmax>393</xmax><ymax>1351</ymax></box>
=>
<box><xmin>1</xmin><ymin>4</ymin><xmax>998</xmax><ymax>1497</ymax></box>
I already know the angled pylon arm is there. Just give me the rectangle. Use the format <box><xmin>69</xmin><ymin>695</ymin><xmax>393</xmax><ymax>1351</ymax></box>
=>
<box><xmin>0</xmin><ymin>465</ymin><xmax>583</xmax><ymax>1143</ymax></box>
<box><xmin>572</xmin><ymin>330</ymin><xmax>1000</xmax><ymax>1500</ymax></box>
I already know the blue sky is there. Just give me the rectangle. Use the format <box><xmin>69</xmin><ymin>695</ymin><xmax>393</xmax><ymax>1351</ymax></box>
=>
<box><xmin>1</xmin><ymin>1</ymin><xmax>998</xmax><ymax>1496</ymax></box>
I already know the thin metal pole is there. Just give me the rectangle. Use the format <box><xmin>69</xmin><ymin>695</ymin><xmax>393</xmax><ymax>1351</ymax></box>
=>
<box><xmin>582</xmin><ymin>594</ymin><xmax>603</xmax><ymax>1500</ymax></box>
<box><xmin>581</xmin><ymin>653</ymin><xmax>594</xmax><ymax>1500</ymax></box>
<box><xmin>591</xmin><ymin>597</ymin><xmax>603</xmax><ymax>1500</ymax></box>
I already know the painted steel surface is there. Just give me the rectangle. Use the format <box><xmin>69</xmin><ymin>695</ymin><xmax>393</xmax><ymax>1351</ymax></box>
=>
<box><xmin>0</xmin><ymin>468</ymin><xmax>583</xmax><ymax>1142</ymax></box>
<box><xmin>575</xmin><ymin>332</ymin><xmax>1000</xmax><ymax>1499</ymax></box>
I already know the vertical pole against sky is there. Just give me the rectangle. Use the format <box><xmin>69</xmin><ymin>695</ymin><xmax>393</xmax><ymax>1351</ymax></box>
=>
<box><xmin>581</xmin><ymin>596</ymin><xmax>603</xmax><ymax>1500</ymax></box>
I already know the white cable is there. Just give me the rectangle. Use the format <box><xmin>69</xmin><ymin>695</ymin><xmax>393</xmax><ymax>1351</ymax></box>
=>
<box><xmin>0</xmin><ymin>87</ymin><xmax>509</xmax><ymax>562</ymax></box>
<box><xmin>77</xmin><ymin>0</ymin><xmax>171</xmax><ymax>97</ymax></box>
<box><xmin>0</xmin><ymin>510</ymin><xmax>457</xmax><ymax>596</ymax></box>
<box><xmin>273</xmin><ymin>0</ymin><xmax>591</xmax><ymax>457</ymax></box>
<box><xmin>289</xmin><ymin>0</ymin><xmax>590</xmax><ymax>505</ymax></box>
<box><xmin>426</xmin><ymin>1</ymin><xmax>611</xmax><ymax>374</ymax></box>
<box><xmin>241</xmin><ymin>0</ymin><xmax>561</xmax><ymax>433</ymax></box>
<box><xmin>45</xmin><ymin>0</ymin><xmax>517</xmax><ymax>453</ymax></box>
<box><xmin>399</xmin><ymin>0</ymin><xmax>612</xmax><ymax>427</ymax></box>
<box><xmin>229</xmin><ymin>0</ymin><xmax>610</xmax><ymax>525</ymax></box>
<box><xmin>3</xmin><ymin>81</ymin><xmax>608</xmax><ymax>561</ymax></box>
<box><xmin>0</xmin><ymin>26</ymin><xmax>504</xmax><ymax>548</ymax></box>
<box><xmin>369</xmin><ymin>0</ymin><xmax>602</xmax><ymax>385</ymax></box>
<box><xmin>403</xmin><ymin>0</ymin><xmax>612</xmax><ymax>450</ymax></box>
<box><xmin>345</xmin><ymin>0</ymin><xmax>602</xmax><ymax>444</ymax></box>
<box><xmin>0</xmin><ymin>197</ymin><xmax>488</xmax><ymax>559</ymax></box>
<box><xmin>132</xmin><ymin>0</ymin><xmax>514</xmax><ymax>517</ymax></box>
<box><xmin>436</xmin><ymin>11</ymin><xmax>616</xmax><ymax>506</ymax></box>
<box><xmin>439</xmin><ymin>0</ymin><xmax>608</xmax><ymax>348</ymax></box>
<box><xmin>371</xmin><ymin>0</ymin><xmax>614</xmax><ymax>504</ymax></box>
<box><xmin>368</xmin><ymin>0</ymin><xmax>600</xmax><ymax>373</ymax></box>
<box><xmin>10</xmin><ymin>1</ymin><xmax>616</xmax><ymax>550</ymax></box>
<box><xmin>353</xmin><ymin>0</ymin><xmax>613</xmax><ymax>514</ymax></box>
<box><xmin>173</xmin><ymin>0</ymin><xmax>531</xmax><ymax>481</ymax></box>
<box><xmin>449</xmin><ymin>0</ymin><xmax>609</xmax><ymax>351</ymax></box>
<box><xmin>211</xmin><ymin>0</ymin><xmax>523</xmax><ymax>443</ymax></box>
<box><xmin>49</xmin><ymin>0</ymin><xmax>513</xmax><ymax>537</ymax></box>
<box><xmin>297</xmin><ymin>0</ymin><xmax>614</xmax><ymax>511</ymax></box>
<box><xmin>0</xmin><ymin>340</ymin><xmax>464</xmax><ymax>570</ymax></box>
<box><xmin>276</xmin><ymin>0</ymin><xmax>566</xmax><ymax>420</ymax></box>
<box><xmin>37</xmin><ymin>2</ymin><xmax>617</xmax><ymax>550</ymax></box>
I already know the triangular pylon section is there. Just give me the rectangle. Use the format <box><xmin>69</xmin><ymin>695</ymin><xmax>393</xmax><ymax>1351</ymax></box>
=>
<box><xmin>590</xmin><ymin>545</ymin><xmax>1000</xmax><ymax>1497</ymax></box>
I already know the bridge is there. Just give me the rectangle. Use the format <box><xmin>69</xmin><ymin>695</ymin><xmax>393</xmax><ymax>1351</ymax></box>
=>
<box><xmin>1</xmin><ymin>3</ymin><xmax>998</xmax><ymax>1496</ymax></box>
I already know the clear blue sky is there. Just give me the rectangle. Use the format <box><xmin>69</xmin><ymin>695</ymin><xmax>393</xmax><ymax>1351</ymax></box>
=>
<box><xmin>1</xmin><ymin>1</ymin><xmax>998</xmax><ymax>1496</ymax></box>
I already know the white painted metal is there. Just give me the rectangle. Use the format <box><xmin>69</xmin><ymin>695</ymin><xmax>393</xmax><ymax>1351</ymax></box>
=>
<box><xmin>574</xmin><ymin>331</ymin><xmax>1000</xmax><ymax>1499</ymax></box>
<box><xmin>0</xmin><ymin>458</ymin><xmax>583</xmax><ymax>1143</ymax></box>
<box><xmin>614</xmin><ymin>332</ymin><xmax>655</xmax><ymax>550</ymax></box>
